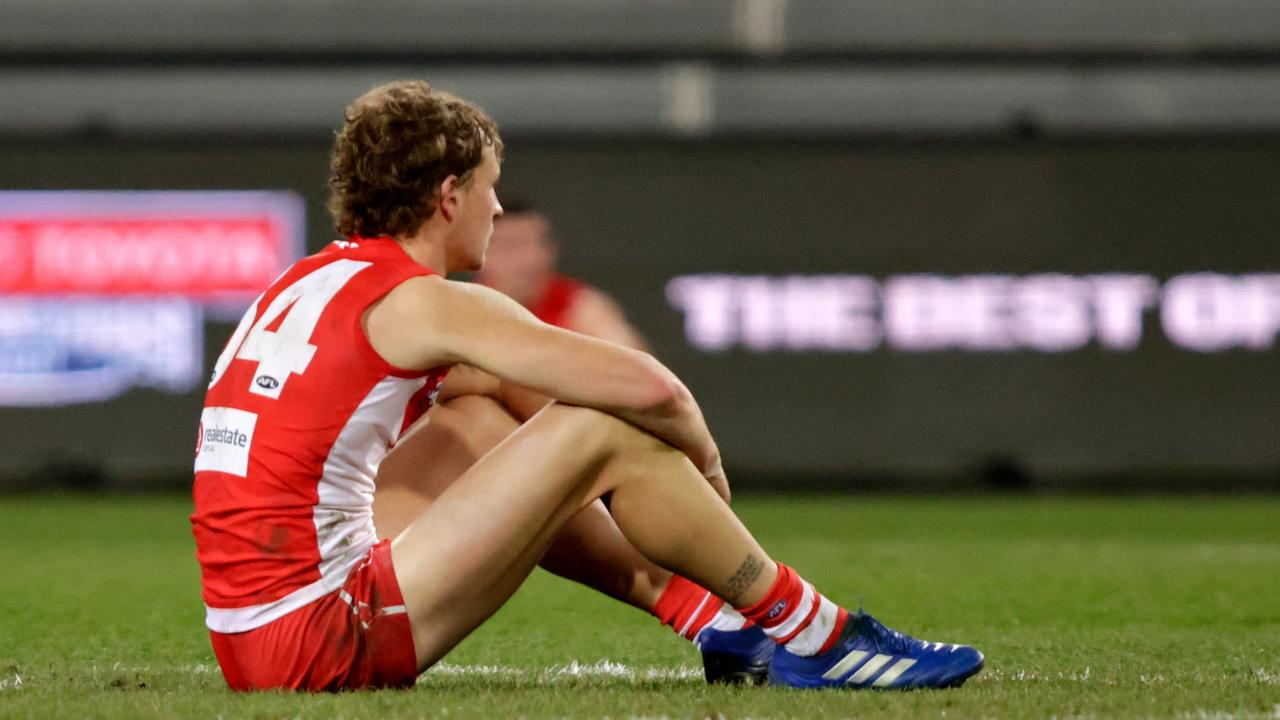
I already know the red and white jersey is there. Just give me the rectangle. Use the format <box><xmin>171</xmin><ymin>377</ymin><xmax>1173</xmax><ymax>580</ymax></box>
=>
<box><xmin>191</xmin><ymin>236</ymin><xmax>449</xmax><ymax>634</ymax></box>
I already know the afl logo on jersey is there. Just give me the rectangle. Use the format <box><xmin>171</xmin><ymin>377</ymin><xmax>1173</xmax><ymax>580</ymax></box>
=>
<box><xmin>255</xmin><ymin>375</ymin><xmax>280</xmax><ymax>390</ymax></box>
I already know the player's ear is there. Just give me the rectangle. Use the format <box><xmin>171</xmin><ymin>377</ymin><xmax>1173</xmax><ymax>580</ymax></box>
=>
<box><xmin>437</xmin><ymin>176</ymin><xmax>460</xmax><ymax>222</ymax></box>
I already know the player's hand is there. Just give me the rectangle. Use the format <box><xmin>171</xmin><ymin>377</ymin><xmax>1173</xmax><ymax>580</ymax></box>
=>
<box><xmin>704</xmin><ymin>457</ymin><xmax>731</xmax><ymax>504</ymax></box>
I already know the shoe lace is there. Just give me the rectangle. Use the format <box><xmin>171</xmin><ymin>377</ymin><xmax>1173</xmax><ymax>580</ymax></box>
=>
<box><xmin>856</xmin><ymin>612</ymin><xmax>913</xmax><ymax>655</ymax></box>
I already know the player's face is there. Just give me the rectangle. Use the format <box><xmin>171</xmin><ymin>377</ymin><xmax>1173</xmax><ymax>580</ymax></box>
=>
<box><xmin>477</xmin><ymin>213</ymin><xmax>557</xmax><ymax>305</ymax></box>
<box><xmin>446</xmin><ymin>147</ymin><xmax>503</xmax><ymax>273</ymax></box>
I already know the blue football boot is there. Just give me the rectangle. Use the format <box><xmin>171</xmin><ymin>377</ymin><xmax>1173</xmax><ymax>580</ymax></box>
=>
<box><xmin>768</xmin><ymin>611</ymin><xmax>983</xmax><ymax>690</ymax></box>
<box><xmin>695</xmin><ymin>624</ymin><xmax>775</xmax><ymax>685</ymax></box>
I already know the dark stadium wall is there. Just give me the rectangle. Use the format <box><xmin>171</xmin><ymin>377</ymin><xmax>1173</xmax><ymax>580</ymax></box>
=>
<box><xmin>1</xmin><ymin>138</ymin><xmax>1278</xmax><ymax>491</ymax></box>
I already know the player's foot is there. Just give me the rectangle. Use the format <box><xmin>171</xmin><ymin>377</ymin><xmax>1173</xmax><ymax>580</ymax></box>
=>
<box><xmin>696</xmin><ymin>624</ymin><xmax>774</xmax><ymax>685</ymax></box>
<box><xmin>768</xmin><ymin>611</ymin><xmax>983</xmax><ymax>690</ymax></box>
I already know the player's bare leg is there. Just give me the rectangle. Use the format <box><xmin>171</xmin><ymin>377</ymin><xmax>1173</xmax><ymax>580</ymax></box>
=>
<box><xmin>374</xmin><ymin>394</ymin><xmax>672</xmax><ymax>610</ymax></box>
<box><xmin>378</xmin><ymin>395</ymin><xmax>771</xmax><ymax>683</ymax></box>
<box><xmin>391</xmin><ymin>402</ymin><xmax>985</xmax><ymax>691</ymax></box>
<box><xmin>391</xmin><ymin>402</ymin><xmax>776</xmax><ymax>668</ymax></box>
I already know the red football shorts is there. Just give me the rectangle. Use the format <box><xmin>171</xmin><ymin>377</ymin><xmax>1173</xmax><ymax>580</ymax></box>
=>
<box><xmin>209</xmin><ymin>539</ymin><xmax>418</xmax><ymax>692</ymax></box>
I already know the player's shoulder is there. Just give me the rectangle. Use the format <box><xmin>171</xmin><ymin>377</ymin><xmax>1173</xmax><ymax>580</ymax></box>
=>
<box><xmin>375</xmin><ymin>273</ymin><xmax>444</xmax><ymax>320</ymax></box>
<box><xmin>562</xmin><ymin>282</ymin><xmax>648</xmax><ymax>349</ymax></box>
<box><xmin>545</xmin><ymin>273</ymin><xmax>589</xmax><ymax>300</ymax></box>
<box><xmin>571</xmin><ymin>281</ymin><xmax>611</xmax><ymax>303</ymax></box>
<box><xmin>366</xmin><ymin>274</ymin><xmax>530</xmax><ymax>371</ymax></box>
<box><xmin>569</xmin><ymin>283</ymin><xmax>626</xmax><ymax>319</ymax></box>
<box><xmin>383</xmin><ymin>273</ymin><xmax>482</xmax><ymax>306</ymax></box>
<box><xmin>376</xmin><ymin>274</ymin><xmax>515</xmax><ymax>331</ymax></box>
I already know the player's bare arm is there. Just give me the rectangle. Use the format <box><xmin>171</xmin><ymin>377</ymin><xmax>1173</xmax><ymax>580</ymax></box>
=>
<box><xmin>366</xmin><ymin>275</ymin><xmax>723</xmax><ymax>482</ymax></box>
<box><xmin>432</xmin><ymin>363</ymin><xmax>501</xmax><ymax>404</ymax></box>
<box><xmin>430</xmin><ymin>288</ymin><xmax>650</xmax><ymax>421</ymax></box>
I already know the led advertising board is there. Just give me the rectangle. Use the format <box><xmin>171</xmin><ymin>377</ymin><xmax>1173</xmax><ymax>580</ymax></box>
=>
<box><xmin>0</xmin><ymin>191</ymin><xmax>304</xmax><ymax>408</ymax></box>
<box><xmin>666</xmin><ymin>273</ymin><xmax>1280</xmax><ymax>354</ymax></box>
<box><xmin>1</xmin><ymin>141</ymin><xmax>1277</xmax><ymax>487</ymax></box>
<box><xmin>508</xmin><ymin>141</ymin><xmax>1280</xmax><ymax>484</ymax></box>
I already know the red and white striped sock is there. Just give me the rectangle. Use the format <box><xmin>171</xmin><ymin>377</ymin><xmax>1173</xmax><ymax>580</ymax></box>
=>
<box><xmin>738</xmin><ymin>563</ymin><xmax>848</xmax><ymax>656</ymax></box>
<box><xmin>654</xmin><ymin>575</ymin><xmax>750</xmax><ymax>643</ymax></box>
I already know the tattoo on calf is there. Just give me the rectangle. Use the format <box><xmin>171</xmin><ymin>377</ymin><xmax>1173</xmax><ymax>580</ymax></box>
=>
<box><xmin>724</xmin><ymin>554</ymin><xmax>765</xmax><ymax>605</ymax></box>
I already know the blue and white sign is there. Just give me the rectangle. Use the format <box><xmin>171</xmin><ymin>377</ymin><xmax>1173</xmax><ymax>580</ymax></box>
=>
<box><xmin>0</xmin><ymin>298</ymin><xmax>203</xmax><ymax>406</ymax></box>
<box><xmin>0</xmin><ymin>190</ymin><xmax>304</xmax><ymax>408</ymax></box>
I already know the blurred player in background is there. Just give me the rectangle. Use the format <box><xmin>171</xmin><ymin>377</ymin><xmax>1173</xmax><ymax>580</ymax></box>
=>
<box><xmin>476</xmin><ymin>200</ymin><xmax>648</xmax><ymax>348</ymax></box>
<box><xmin>191</xmin><ymin>80</ymin><xmax>984</xmax><ymax>692</ymax></box>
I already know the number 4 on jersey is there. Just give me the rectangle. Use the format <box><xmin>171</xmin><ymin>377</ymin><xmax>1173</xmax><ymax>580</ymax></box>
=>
<box><xmin>210</xmin><ymin>259</ymin><xmax>371</xmax><ymax>399</ymax></box>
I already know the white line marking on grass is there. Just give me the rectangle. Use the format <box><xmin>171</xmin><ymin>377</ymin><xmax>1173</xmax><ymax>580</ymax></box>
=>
<box><xmin>991</xmin><ymin>668</ymin><xmax>1116</xmax><ymax>685</ymax></box>
<box><xmin>1165</xmin><ymin>707</ymin><xmax>1280</xmax><ymax>720</ymax></box>
<box><xmin>20</xmin><ymin>661</ymin><xmax>699</xmax><ymax>690</ymax></box>
<box><xmin>86</xmin><ymin>663</ymin><xmax>221</xmax><ymax>676</ymax></box>
<box><xmin>984</xmin><ymin>667</ymin><xmax>1280</xmax><ymax>690</ymax></box>
<box><xmin>427</xmin><ymin>661</ymin><xmax>702</xmax><ymax>685</ymax></box>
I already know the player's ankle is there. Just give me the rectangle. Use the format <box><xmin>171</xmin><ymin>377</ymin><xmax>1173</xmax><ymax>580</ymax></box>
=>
<box><xmin>737</xmin><ymin>563</ymin><xmax>844</xmax><ymax>657</ymax></box>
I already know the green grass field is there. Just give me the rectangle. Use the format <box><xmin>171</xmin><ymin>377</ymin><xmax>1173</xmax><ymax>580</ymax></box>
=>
<box><xmin>1</xmin><ymin>493</ymin><xmax>1277</xmax><ymax>719</ymax></box>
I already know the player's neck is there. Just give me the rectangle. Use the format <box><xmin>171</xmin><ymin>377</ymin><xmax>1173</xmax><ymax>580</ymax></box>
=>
<box><xmin>393</xmin><ymin>222</ymin><xmax>450</xmax><ymax>277</ymax></box>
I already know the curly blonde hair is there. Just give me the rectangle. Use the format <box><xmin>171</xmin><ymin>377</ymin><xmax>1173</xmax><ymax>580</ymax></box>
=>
<box><xmin>328</xmin><ymin>80</ymin><xmax>503</xmax><ymax>238</ymax></box>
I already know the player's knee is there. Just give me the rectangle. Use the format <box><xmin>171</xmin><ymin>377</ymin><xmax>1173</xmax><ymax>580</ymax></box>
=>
<box><xmin>535</xmin><ymin>402</ymin><xmax>655</xmax><ymax>456</ymax></box>
<box><xmin>439</xmin><ymin>395</ymin><xmax>520</xmax><ymax>449</ymax></box>
<box><xmin>538</xmin><ymin>402</ymin><xmax>614</xmax><ymax>435</ymax></box>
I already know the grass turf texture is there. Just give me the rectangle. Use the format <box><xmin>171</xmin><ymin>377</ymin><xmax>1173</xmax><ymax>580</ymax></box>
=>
<box><xmin>1</xmin><ymin>494</ymin><xmax>1277</xmax><ymax>719</ymax></box>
